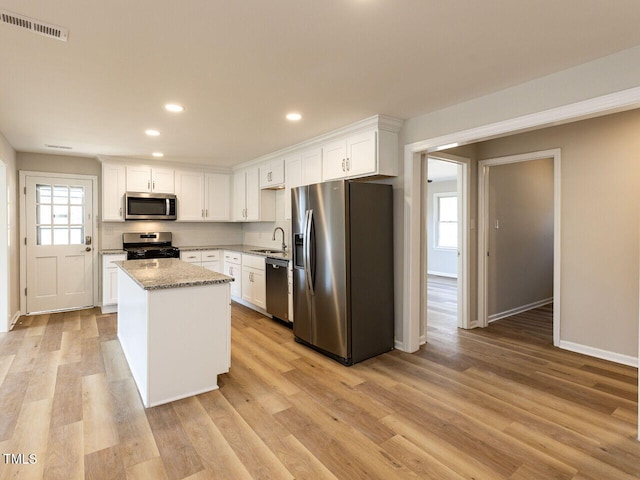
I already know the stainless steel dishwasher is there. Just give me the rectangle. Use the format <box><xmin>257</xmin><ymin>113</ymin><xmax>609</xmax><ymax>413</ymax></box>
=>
<box><xmin>266</xmin><ymin>257</ymin><xmax>290</xmax><ymax>323</ymax></box>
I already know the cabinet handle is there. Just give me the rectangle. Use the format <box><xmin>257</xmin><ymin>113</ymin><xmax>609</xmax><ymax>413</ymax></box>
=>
<box><xmin>201</xmin><ymin>209</ymin><xmax>204</xmax><ymax>218</ymax></box>
<box><xmin>229</xmin><ymin>266</ymin><xmax>233</xmax><ymax>276</ymax></box>
<box><xmin>153</xmin><ymin>181</ymin><xmax>155</xmax><ymax>190</ymax></box>
<box><xmin>342</xmin><ymin>159</ymin><xmax>345</xmax><ymax>172</ymax></box>
<box><xmin>205</xmin><ymin>209</ymin><xmax>208</xmax><ymax>217</ymax></box>
<box><xmin>148</xmin><ymin>180</ymin><xmax>151</xmax><ymax>190</ymax></box>
<box><xmin>346</xmin><ymin>157</ymin><xmax>350</xmax><ymax>171</ymax></box>
<box><xmin>119</xmin><ymin>207</ymin><xmax>122</xmax><ymax>217</ymax></box>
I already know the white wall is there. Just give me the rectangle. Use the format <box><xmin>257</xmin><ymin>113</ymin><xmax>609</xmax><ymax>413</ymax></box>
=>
<box><xmin>427</xmin><ymin>180</ymin><xmax>458</xmax><ymax>277</ymax></box>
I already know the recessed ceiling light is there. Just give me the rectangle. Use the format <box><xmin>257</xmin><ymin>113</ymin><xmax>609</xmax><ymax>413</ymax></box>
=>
<box><xmin>145</xmin><ymin>129</ymin><xmax>160</xmax><ymax>136</ymax></box>
<box><xmin>286</xmin><ymin>112</ymin><xmax>302</xmax><ymax>121</ymax></box>
<box><xmin>165</xmin><ymin>104</ymin><xmax>184</xmax><ymax>113</ymax></box>
<box><xmin>152</xmin><ymin>152</ymin><xmax>164</xmax><ymax>158</ymax></box>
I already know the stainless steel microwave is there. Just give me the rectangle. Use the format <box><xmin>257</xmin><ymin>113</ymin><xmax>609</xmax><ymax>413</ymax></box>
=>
<box><xmin>125</xmin><ymin>192</ymin><xmax>177</xmax><ymax>220</ymax></box>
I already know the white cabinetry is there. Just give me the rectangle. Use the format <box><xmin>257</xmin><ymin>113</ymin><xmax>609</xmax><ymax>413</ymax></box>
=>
<box><xmin>322</xmin><ymin>130</ymin><xmax>377</xmax><ymax>181</ymax></box>
<box><xmin>284</xmin><ymin>148</ymin><xmax>322</xmax><ymax>220</ymax></box>
<box><xmin>233</xmin><ymin>168</ymin><xmax>275</xmax><ymax>222</ymax></box>
<box><xmin>259</xmin><ymin>159</ymin><xmax>285</xmax><ymax>188</ymax></box>
<box><xmin>175</xmin><ymin>171</ymin><xmax>231</xmax><ymax>222</ymax></box>
<box><xmin>102</xmin><ymin>163</ymin><xmax>126</xmax><ymax>221</ymax></box>
<box><xmin>101</xmin><ymin>253</ymin><xmax>127</xmax><ymax>313</ymax></box>
<box><xmin>241</xmin><ymin>254</ymin><xmax>266</xmax><ymax>310</ymax></box>
<box><xmin>223</xmin><ymin>251</ymin><xmax>242</xmax><ymax>298</ymax></box>
<box><xmin>181</xmin><ymin>249</ymin><xmax>222</xmax><ymax>273</ymax></box>
<box><xmin>126</xmin><ymin>166</ymin><xmax>174</xmax><ymax>193</ymax></box>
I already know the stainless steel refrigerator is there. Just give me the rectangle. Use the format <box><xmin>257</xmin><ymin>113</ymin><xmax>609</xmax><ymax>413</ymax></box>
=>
<box><xmin>292</xmin><ymin>180</ymin><xmax>394</xmax><ymax>365</ymax></box>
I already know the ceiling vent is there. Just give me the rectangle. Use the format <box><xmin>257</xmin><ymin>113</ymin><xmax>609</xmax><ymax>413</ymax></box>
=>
<box><xmin>0</xmin><ymin>9</ymin><xmax>68</xmax><ymax>42</ymax></box>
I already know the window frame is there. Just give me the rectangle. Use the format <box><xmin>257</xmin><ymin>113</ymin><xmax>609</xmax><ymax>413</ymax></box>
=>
<box><xmin>433</xmin><ymin>191</ymin><xmax>458</xmax><ymax>251</ymax></box>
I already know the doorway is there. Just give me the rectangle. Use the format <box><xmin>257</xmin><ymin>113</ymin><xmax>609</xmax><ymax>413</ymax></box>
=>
<box><xmin>426</xmin><ymin>157</ymin><xmax>461</xmax><ymax>329</ymax></box>
<box><xmin>19</xmin><ymin>171</ymin><xmax>98</xmax><ymax>314</ymax></box>
<box><xmin>422</xmin><ymin>152</ymin><xmax>469</xmax><ymax>342</ymax></box>
<box><xmin>478</xmin><ymin>149</ymin><xmax>561</xmax><ymax>345</ymax></box>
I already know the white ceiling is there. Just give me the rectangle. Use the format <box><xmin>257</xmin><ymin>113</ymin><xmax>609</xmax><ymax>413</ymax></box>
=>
<box><xmin>2</xmin><ymin>1</ymin><xmax>640</xmax><ymax>168</ymax></box>
<box><xmin>427</xmin><ymin>158</ymin><xmax>458</xmax><ymax>182</ymax></box>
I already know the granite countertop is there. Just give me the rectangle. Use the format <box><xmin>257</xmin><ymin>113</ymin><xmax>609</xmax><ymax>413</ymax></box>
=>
<box><xmin>100</xmin><ymin>249</ymin><xmax>126</xmax><ymax>255</ymax></box>
<box><xmin>115</xmin><ymin>258</ymin><xmax>233</xmax><ymax>290</ymax></box>
<box><xmin>177</xmin><ymin>244</ymin><xmax>291</xmax><ymax>261</ymax></box>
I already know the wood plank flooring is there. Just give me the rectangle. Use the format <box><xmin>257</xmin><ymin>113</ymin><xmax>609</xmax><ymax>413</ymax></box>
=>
<box><xmin>0</xmin><ymin>303</ymin><xmax>638</xmax><ymax>479</ymax></box>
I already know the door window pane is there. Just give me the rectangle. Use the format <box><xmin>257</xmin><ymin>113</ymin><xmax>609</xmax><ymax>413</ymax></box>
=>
<box><xmin>35</xmin><ymin>183</ymin><xmax>86</xmax><ymax>245</ymax></box>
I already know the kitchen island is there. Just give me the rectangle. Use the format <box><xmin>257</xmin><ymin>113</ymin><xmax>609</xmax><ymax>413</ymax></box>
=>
<box><xmin>115</xmin><ymin>258</ymin><xmax>233</xmax><ymax>408</ymax></box>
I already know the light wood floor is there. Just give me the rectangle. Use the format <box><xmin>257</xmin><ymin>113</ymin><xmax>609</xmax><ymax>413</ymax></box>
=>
<box><xmin>0</xmin><ymin>303</ymin><xmax>638</xmax><ymax>479</ymax></box>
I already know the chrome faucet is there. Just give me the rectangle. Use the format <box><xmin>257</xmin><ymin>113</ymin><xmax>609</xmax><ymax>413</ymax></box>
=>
<box><xmin>272</xmin><ymin>226</ymin><xmax>287</xmax><ymax>252</ymax></box>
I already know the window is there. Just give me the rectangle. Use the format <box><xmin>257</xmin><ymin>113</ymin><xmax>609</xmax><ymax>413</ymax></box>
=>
<box><xmin>434</xmin><ymin>193</ymin><xmax>457</xmax><ymax>249</ymax></box>
<box><xmin>35</xmin><ymin>184</ymin><xmax>85</xmax><ymax>245</ymax></box>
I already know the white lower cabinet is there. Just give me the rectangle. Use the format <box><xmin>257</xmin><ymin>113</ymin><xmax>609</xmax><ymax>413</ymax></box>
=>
<box><xmin>101</xmin><ymin>253</ymin><xmax>127</xmax><ymax>313</ymax></box>
<box><xmin>181</xmin><ymin>250</ymin><xmax>222</xmax><ymax>273</ymax></box>
<box><xmin>223</xmin><ymin>251</ymin><xmax>242</xmax><ymax>299</ymax></box>
<box><xmin>241</xmin><ymin>254</ymin><xmax>266</xmax><ymax>310</ymax></box>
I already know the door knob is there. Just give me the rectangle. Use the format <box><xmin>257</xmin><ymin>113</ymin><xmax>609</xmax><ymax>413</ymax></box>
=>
<box><xmin>85</xmin><ymin>247</ymin><xmax>92</xmax><ymax>252</ymax></box>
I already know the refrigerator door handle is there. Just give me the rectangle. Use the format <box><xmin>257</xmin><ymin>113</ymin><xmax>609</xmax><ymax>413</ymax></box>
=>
<box><xmin>305</xmin><ymin>209</ymin><xmax>315</xmax><ymax>295</ymax></box>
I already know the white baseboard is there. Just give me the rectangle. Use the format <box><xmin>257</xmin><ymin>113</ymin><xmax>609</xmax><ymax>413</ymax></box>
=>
<box><xmin>427</xmin><ymin>270</ymin><xmax>458</xmax><ymax>279</ymax></box>
<box><xmin>101</xmin><ymin>304</ymin><xmax>118</xmax><ymax>314</ymax></box>
<box><xmin>558</xmin><ymin>340</ymin><xmax>638</xmax><ymax>367</ymax></box>
<box><xmin>488</xmin><ymin>298</ymin><xmax>553</xmax><ymax>323</ymax></box>
<box><xmin>9</xmin><ymin>310</ymin><xmax>20</xmax><ymax>330</ymax></box>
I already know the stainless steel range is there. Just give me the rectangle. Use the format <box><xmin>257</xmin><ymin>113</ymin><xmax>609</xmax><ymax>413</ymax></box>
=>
<box><xmin>123</xmin><ymin>232</ymin><xmax>180</xmax><ymax>260</ymax></box>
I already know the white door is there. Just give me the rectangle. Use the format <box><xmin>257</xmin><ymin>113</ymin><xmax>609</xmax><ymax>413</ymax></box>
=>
<box><xmin>25</xmin><ymin>176</ymin><xmax>94</xmax><ymax>313</ymax></box>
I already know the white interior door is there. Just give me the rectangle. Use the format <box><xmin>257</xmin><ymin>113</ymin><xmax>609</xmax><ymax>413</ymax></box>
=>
<box><xmin>25</xmin><ymin>176</ymin><xmax>94</xmax><ymax>313</ymax></box>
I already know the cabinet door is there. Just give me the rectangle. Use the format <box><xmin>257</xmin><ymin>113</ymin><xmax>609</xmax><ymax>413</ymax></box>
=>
<box><xmin>233</xmin><ymin>172</ymin><xmax>246</xmax><ymax>221</ymax></box>
<box><xmin>226</xmin><ymin>263</ymin><xmax>241</xmax><ymax>297</ymax></box>
<box><xmin>104</xmin><ymin>268</ymin><xmax>119</xmax><ymax>305</ymax></box>
<box><xmin>259</xmin><ymin>163</ymin><xmax>271</xmax><ymax>188</ymax></box>
<box><xmin>126</xmin><ymin>166</ymin><xmax>152</xmax><ymax>192</ymax></box>
<box><xmin>302</xmin><ymin>148</ymin><xmax>322</xmax><ymax>185</ymax></box>
<box><xmin>175</xmin><ymin>171</ymin><xmax>205</xmax><ymax>221</ymax></box>
<box><xmin>205</xmin><ymin>174</ymin><xmax>231</xmax><ymax>221</ymax></box>
<box><xmin>269</xmin><ymin>159</ymin><xmax>285</xmax><ymax>186</ymax></box>
<box><xmin>151</xmin><ymin>167</ymin><xmax>175</xmax><ymax>193</ymax></box>
<box><xmin>346</xmin><ymin>130</ymin><xmax>376</xmax><ymax>177</ymax></box>
<box><xmin>202</xmin><ymin>260</ymin><xmax>222</xmax><ymax>273</ymax></box>
<box><xmin>102</xmin><ymin>163</ymin><xmax>126</xmax><ymax>221</ymax></box>
<box><xmin>284</xmin><ymin>155</ymin><xmax>302</xmax><ymax>221</ymax></box>
<box><xmin>251</xmin><ymin>268</ymin><xmax>266</xmax><ymax>309</ymax></box>
<box><xmin>322</xmin><ymin>139</ymin><xmax>347</xmax><ymax>181</ymax></box>
<box><xmin>245</xmin><ymin>168</ymin><xmax>260</xmax><ymax>221</ymax></box>
<box><xmin>241</xmin><ymin>267</ymin><xmax>253</xmax><ymax>303</ymax></box>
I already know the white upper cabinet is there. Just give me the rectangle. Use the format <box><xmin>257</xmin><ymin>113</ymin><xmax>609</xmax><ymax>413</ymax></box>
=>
<box><xmin>102</xmin><ymin>163</ymin><xmax>126</xmax><ymax>222</ymax></box>
<box><xmin>175</xmin><ymin>170</ymin><xmax>231</xmax><ymax>222</ymax></box>
<box><xmin>126</xmin><ymin>166</ymin><xmax>174</xmax><ymax>193</ymax></box>
<box><xmin>322</xmin><ymin>130</ymin><xmax>377</xmax><ymax>181</ymax></box>
<box><xmin>259</xmin><ymin>159</ymin><xmax>285</xmax><ymax>189</ymax></box>
<box><xmin>284</xmin><ymin>148</ymin><xmax>322</xmax><ymax>220</ymax></box>
<box><xmin>233</xmin><ymin>167</ymin><xmax>275</xmax><ymax>222</ymax></box>
<box><xmin>205</xmin><ymin>173</ymin><xmax>231</xmax><ymax>221</ymax></box>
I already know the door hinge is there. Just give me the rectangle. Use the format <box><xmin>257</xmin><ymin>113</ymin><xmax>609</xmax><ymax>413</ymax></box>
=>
<box><xmin>24</xmin><ymin>288</ymin><xmax>27</xmax><ymax>296</ymax></box>
<box><xmin>23</xmin><ymin>186</ymin><xmax>26</xmax><ymax>195</ymax></box>
<box><xmin>24</xmin><ymin>237</ymin><xmax>27</xmax><ymax>245</ymax></box>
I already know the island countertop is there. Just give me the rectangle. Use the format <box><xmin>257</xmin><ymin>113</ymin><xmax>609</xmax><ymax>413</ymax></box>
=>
<box><xmin>115</xmin><ymin>258</ymin><xmax>233</xmax><ymax>290</ymax></box>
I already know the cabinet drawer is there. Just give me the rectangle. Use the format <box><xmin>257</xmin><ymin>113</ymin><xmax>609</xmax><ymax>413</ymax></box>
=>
<box><xmin>242</xmin><ymin>254</ymin><xmax>265</xmax><ymax>270</ymax></box>
<box><xmin>103</xmin><ymin>254</ymin><xmax>127</xmax><ymax>268</ymax></box>
<box><xmin>224</xmin><ymin>251</ymin><xmax>241</xmax><ymax>264</ymax></box>
<box><xmin>180</xmin><ymin>251</ymin><xmax>202</xmax><ymax>263</ymax></box>
<box><xmin>201</xmin><ymin>250</ymin><xmax>220</xmax><ymax>261</ymax></box>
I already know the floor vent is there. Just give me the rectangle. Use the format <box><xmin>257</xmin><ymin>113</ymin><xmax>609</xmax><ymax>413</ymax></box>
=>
<box><xmin>0</xmin><ymin>9</ymin><xmax>68</xmax><ymax>42</ymax></box>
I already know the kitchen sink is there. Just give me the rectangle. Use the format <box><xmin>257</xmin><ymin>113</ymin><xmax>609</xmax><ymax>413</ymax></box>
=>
<box><xmin>250</xmin><ymin>249</ymin><xmax>285</xmax><ymax>255</ymax></box>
